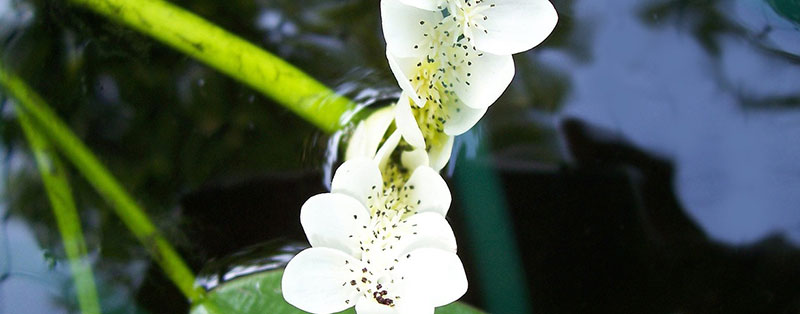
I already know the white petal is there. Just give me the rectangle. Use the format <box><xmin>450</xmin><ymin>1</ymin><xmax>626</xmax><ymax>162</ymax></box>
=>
<box><xmin>375</xmin><ymin>130</ymin><xmax>403</xmax><ymax>169</ymax></box>
<box><xmin>395</xmin><ymin>0</ymin><xmax>443</xmax><ymax>11</ymax></box>
<box><xmin>404</xmin><ymin>166</ymin><xmax>451</xmax><ymax>216</ymax></box>
<box><xmin>393</xmin><ymin>212</ymin><xmax>457</xmax><ymax>254</ymax></box>
<box><xmin>386</xmin><ymin>51</ymin><xmax>426</xmax><ymax>107</ymax></box>
<box><xmin>392</xmin><ymin>248</ymin><xmax>468</xmax><ymax>307</ymax></box>
<box><xmin>355</xmin><ymin>283</ymin><xmax>434</xmax><ymax>314</ymax></box>
<box><xmin>443</xmin><ymin>97</ymin><xmax>487</xmax><ymax>136</ymax></box>
<box><xmin>473</xmin><ymin>0</ymin><xmax>558</xmax><ymax>55</ymax></box>
<box><xmin>332</xmin><ymin>158</ymin><xmax>384</xmax><ymax>208</ymax></box>
<box><xmin>355</xmin><ymin>296</ymin><xmax>397</xmax><ymax>314</ymax></box>
<box><xmin>345</xmin><ymin>122</ymin><xmax>370</xmax><ymax>161</ymax></box>
<box><xmin>346</xmin><ymin>106</ymin><xmax>395</xmax><ymax>160</ymax></box>
<box><xmin>282</xmin><ymin>248</ymin><xmax>361</xmax><ymax>314</ymax></box>
<box><xmin>401</xmin><ymin>148</ymin><xmax>429</xmax><ymax>171</ymax></box>
<box><xmin>395</xmin><ymin>95</ymin><xmax>425</xmax><ymax>149</ymax></box>
<box><xmin>381</xmin><ymin>0</ymin><xmax>442</xmax><ymax>57</ymax></box>
<box><xmin>428</xmin><ymin>134</ymin><xmax>454</xmax><ymax>171</ymax></box>
<box><xmin>301</xmin><ymin>194</ymin><xmax>370</xmax><ymax>257</ymax></box>
<box><xmin>364</xmin><ymin>106</ymin><xmax>397</xmax><ymax>149</ymax></box>
<box><xmin>394</xmin><ymin>301</ymin><xmax>434</xmax><ymax>314</ymax></box>
<box><xmin>450</xmin><ymin>52</ymin><xmax>514</xmax><ymax>109</ymax></box>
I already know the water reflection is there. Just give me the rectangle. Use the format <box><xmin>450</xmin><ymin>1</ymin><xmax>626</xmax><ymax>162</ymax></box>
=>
<box><xmin>0</xmin><ymin>0</ymin><xmax>33</xmax><ymax>34</ymax></box>
<box><xmin>195</xmin><ymin>240</ymin><xmax>304</xmax><ymax>291</ymax></box>
<box><xmin>556</xmin><ymin>0</ymin><xmax>800</xmax><ymax>245</ymax></box>
<box><xmin>0</xmin><ymin>218</ymin><xmax>67</xmax><ymax>313</ymax></box>
<box><xmin>483</xmin><ymin>117</ymin><xmax>800</xmax><ymax>314</ymax></box>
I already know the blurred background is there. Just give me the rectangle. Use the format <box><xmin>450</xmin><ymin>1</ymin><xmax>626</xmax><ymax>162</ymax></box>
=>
<box><xmin>1</xmin><ymin>0</ymin><xmax>799</xmax><ymax>313</ymax></box>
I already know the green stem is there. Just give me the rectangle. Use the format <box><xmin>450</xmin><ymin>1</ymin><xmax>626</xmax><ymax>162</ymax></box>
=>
<box><xmin>68</xmin><ymin>0</ymin><xmax>357</xmax><ymax>133</ymax></box>
<box><xmin>0</xmin><ymin>64</ymin><xmax>205</xmax><ymax>302</ymax></box>
<box><xmin>454</xmin><ymin>129</ymin><xmax>532</xmax><ymax>314</ymax></box>
<box><xmin>17</xmin><ymin>108</ymin><xmax>102</xmax><ymax>314</ymax></box>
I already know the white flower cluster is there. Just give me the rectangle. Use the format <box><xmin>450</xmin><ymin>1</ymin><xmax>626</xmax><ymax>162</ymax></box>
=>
<box><xmin>282</xmin><ymin>0</ymin><xmax>556</xmax><ymax>313</ymax></box>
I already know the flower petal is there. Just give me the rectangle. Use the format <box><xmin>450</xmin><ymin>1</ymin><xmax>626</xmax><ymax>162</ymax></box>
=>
<box><xmin>404</xmin><ymin>166</ymin><xmax>451</xmax><ymax>216</ymax></box>
<box><xmin>392</xmin><ymin>248</ymin><xmax>468</xmax><ymax>307</ymax></box>
<box><xmin>395</xmin><ymin>94</ymin><xmax>425</xmax><ymax>148</ymax></box>
<box><xmin>395</xmin><ymin>0</ymin><xmax>443</xmax><ymax>11</ymax></box>
<box><xmin>301</xmin><ymin>193</ymin><xmax>370</xmax><ymax>257</ymax></box>
<box><xmin>346</xmin><ymin>106</ymin><xmax>396</xmax><ymax>160</ymax></box>
<box><xmin>393</xmin><ymin>212</ymin><xmax>457</xmax><ymax>255</ymax></box>
<box><xmin>381</xmin><ymin>0</ymin><xmax>442</xmax><ymax>57</ymax></box>
<box><xmin>443</xmin><ymin>97</ymin><xmax>487</xmax><ymax>135</ymax></box>
<box><xmin>375</xmin><ymin>130</ymin><xmax>403</xmax><ymax>170</ymax></box>
<box><xmin>282</xmin><ymin>248</ymin><xmax>361</xmax><ymax>314</ymax></box>
<box><xmin>332</xmin><ymin>158</ymin><xmax>384</xmax><ymax>208</ymax></box>
<box><xmin>346</xmin><ymin>122</ymin><xmax>369</xmax><ymax>160</ymax></box>
<box><xmin>428</xmin><ymin>134</ymin><xmax>454</xmax><ymax>171</ymax></box>
<box><xmin>355</xmin><ymin>282</ymin><xmax>435</xmax><ymax>314</ymax></box>
<box><xmin>394</xmin><ymin>301</ymin><xmax>434</xmax><ymax>314</ymax></box>
<box><xmin>386</xmin><ymin>50</ymin><xmax>426</xmax><ymax>107</ymax></box>
<box><xmin>450</xmin><ymin>52</ymin><xmax>514</xmax><ymax>109</ymax></box>
<box><xmin>401</xmin><ymin>148</ymin><xmax>430</xmax><ymax>171</ymax></box>
<box><xmin>472</xmin><ymin>0</ymin><xmax>558</xmax><ymax>55</ymax></box>
<box><xmin>355</xmin><ymin>296</ymin><xmax>397</xmax><ymax>314</ymax></box>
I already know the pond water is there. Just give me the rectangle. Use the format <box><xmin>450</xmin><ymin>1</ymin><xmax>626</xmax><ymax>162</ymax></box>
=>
<box><xmin>1</xmin><ymin>0</ymin><xmax>799</xmax><ymax>313</ymax></box>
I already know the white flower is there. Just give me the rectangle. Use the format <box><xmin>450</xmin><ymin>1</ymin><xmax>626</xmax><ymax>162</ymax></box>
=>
<box><xmin>369</xmin><ymin>92</ymin><xmax>458</xmax><ymax>172</ymax></box>
<box><xmin>282</xmin><ymin>159</ymin><xmax>467</xmax><ymax>314</ymax></box>
<box><xmin>380</xmin><ymin>0</ymin><xmax>558</xmax><ymax>135</ymax></box>
<box><xmin>346</xmin><ymin>102</ymin><xmax>454</xmax><ymax>171</ymax></box>
<box><xmin>392</xmin><ymin>0</ymin><xmax>559</xmax><ymax>56</ymax></box>
<box><xmin>346</xmin><ymin>106</ymin><xmax>396</xmax><ymax>161</ymax></box>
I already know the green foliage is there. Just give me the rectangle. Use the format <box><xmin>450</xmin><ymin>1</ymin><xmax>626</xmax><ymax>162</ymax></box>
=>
<box><xmin>69</xmin><ymin>0</ymin><xmax>357</xmax><ymax>133</ymax></box>
<box><xmin>0</xmin><ymin>63</ymin><xmax>204</xmax><ymax>301</ymax></box>
<box><xmin>17</xmin><ymin>109</ymin><xmax>102</xmax><ymax>314</ymax></box>
<box><xmin>190</xmin><ymin>269</ymin><xmax>485</xmax><ymax>314</ymax></box>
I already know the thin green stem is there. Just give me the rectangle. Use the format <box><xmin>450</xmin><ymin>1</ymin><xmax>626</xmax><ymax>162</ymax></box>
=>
<box><xmin>68</xmin><ymin>0</ymin><xmax>357</xmax><ymax>133</ymax></box>
<box><xmin>0</xmin><ymin>64</ymin><xmax>205</xmax><ymax>302</ymax></box>
<box><xmin>17</xmin><ymin>108</ymin><xmax>102</xmax><ymax>314</ymax></box>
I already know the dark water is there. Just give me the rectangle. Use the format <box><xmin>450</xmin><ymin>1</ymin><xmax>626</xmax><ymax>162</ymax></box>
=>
<box><xmin>1</xmin><ymin>0</ymin><xmax>799</xmax><ymax>313</ymax></box>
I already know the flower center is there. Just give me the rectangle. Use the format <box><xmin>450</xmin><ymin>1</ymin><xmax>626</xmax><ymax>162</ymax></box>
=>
<box><xmin>446</xmin><ymin>0</ymin><xmax>492</xmax><ymax>40</ymax></box>
<box><xmin>341</xmin><ymin>263</ymin><xmax>398</xmax><ymax>307</ymax></box>
<box><xmin>409</xmin><ymin>57</ymin><xmax>445</xmax><ymax>107</ymax></box>
<box><xmin>412</xmin><ymin>101</ymin><xmax>452</xmax><ymax>150</ymax></box>
<box><xmin>402</xmin><ymin>1</ymin><xmax>495</xmax><ymax>139</ymax></box>
<box><xmin>371</xmin><ymin>283</ymin><xmax>395</xmax><ymax>306</ymax></box>
<box><xmin>341</xmin><ymin>206</ymin><xmax>424</xmax><ymax>308</ymax></box>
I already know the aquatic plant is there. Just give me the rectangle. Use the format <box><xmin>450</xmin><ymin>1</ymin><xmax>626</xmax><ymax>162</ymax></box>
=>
<box><xmin>282</xmin><ymin>0</ymin><xmax>557</xmax><ymax>312</ymax></box>
<box><xmin>0</xmin><ymin>0</ymin><xmax>556</xmax><ymax>312</ymax></box>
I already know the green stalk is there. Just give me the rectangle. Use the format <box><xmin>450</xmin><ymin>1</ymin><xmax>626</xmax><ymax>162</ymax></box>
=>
<box><xmin>0</xmin><ymin>64</ymin><xmax>205</xmax><ymax>302</ymax></box>
<box><xmin>17</xmin><ymin>108</ymin><xmax>102</xmax><ymax>314</ymax></box>
<box><xmin>68</xmin><ymin>0</ymin><xmax>357</xmax><ymax>133</ymax></box>
<box><xmin>454</xmin><ymin>129</ymin><xmax>532</xmax><ymax>314</ymax></box>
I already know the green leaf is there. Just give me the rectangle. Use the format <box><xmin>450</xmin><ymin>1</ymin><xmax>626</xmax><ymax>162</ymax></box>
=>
<box><xmin>190</xmin><ymin>269</ymin><xmax>485</xmax><ymax>314</ymax></box>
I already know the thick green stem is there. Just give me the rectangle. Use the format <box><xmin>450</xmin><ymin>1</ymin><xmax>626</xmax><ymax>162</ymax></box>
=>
<box><xmin>17</xmin><ymin>109</ymin><xmax>102</xmax><ymax>314</ymax></box>
<box><xmin>0</xmin><ymin>64</ymin><xmax>204</xmax><ymax>302</ymax></box>
<box><xmin>454</xmin><ymin>129</ymin><xmax>532</xmax><ymax>314</ymax></box>
<box><xmin>68</xmin><ymin>0</ymin><xmax>357</xmax><ymax>133</ymax></box>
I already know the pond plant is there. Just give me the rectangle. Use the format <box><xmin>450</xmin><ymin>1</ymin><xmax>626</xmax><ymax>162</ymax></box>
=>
<box><xmin>282</xmin><ymin>0</ymin><xmax>557</xmax><ymax>313</ymax></box>
<box><xmin>0</xmin><ymin>0</ymin><xmax>556</xmax><ymax>313</ymax></box>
